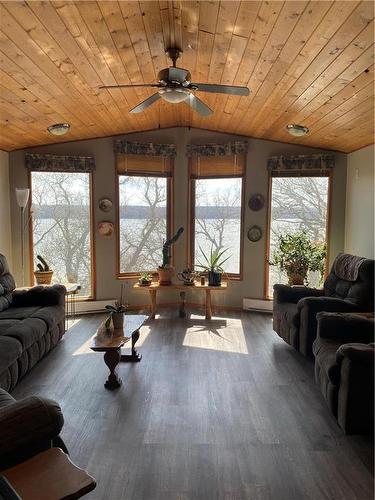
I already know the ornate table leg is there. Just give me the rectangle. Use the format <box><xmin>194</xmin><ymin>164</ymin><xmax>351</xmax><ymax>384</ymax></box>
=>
<box><xmin>121</xmin><ymin>329</ymin><xmax>142</xmax><ymax>362</ymax></box>
<box><xmin>179</xmin><ymin>291</ymin><xmax>186</xmax><ymax>318</ymax></box>
<box><xmin>149</xmin><ymin>289</ymin><xmax>157</xmax><ymax>319</ymax></box>
<box><xmin>205</xmin><ymin>289</ymin><xmax>212</xmax><ymax>320</ymax></box>
<box><xmin>103</xmin><ymin>349</ymin><xmax>122</xmax><ymax>389</ymax></box>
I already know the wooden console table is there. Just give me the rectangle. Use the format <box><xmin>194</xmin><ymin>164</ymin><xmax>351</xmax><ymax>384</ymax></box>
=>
<box><xmin>133</xmin><ymin>281</ymin><xmax>227</xmax><ymax>320</ymax></box>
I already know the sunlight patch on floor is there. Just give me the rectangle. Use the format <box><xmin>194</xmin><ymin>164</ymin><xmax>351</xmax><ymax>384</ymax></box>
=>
<box><xmin>182</xmin><ymin>316</ymin><xmax>248</xmax><ymax>354</ymax></box>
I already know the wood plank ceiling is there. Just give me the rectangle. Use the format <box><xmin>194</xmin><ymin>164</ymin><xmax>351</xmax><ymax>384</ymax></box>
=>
<box><xmin>0</xmin><ymin>1</ymin><xmax>374</xmax><ymax>153</ymax></box>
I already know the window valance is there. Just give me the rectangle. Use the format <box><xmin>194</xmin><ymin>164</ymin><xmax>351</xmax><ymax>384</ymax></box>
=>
<box><xmin>25</xmin><ymin>153</ymin><xmax>95</xmax><ymax>172</ymax></box>
<box><xmin>187</xmin><ymin>141</ymin><xmax>247</xmax><ymax>179</ymax></box>
<box><xmin>114</xmin><ymin>140</ymin><xmax>175</xmax><ymax>177</ymax></box>
<box><xmin>267</xmin><ymin>154</ymin><xmax>334</xmax><ymax>177</ymax></box>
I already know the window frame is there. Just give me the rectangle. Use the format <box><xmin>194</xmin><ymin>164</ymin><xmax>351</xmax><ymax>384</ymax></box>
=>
<box><xmin>264</xmin><ymin>171</ymin><xmax>333</xmax><ymax>299</ymax></box>
<box><xmin>115</xmin><ymin>171</ymin><xmax>174</xmax><ymax>279</ymax></box>
<box><xmin>188</xmin><ymin>167</ymin><xmax>246</xmax><ymax>281</ymax></box>
<box><xmin>28</xmin><ymin>170</ymin><xmax>96</xmax><ymax>301</ymax></box>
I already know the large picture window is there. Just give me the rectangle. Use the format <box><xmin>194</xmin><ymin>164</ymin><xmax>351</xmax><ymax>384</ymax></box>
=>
<box><xmin>30</xmin><ymin>171</ymin><xmax>93</xmax><ymax>297</ymax></box>
<box><xmin>118</xmin><ymin>175</ymin><xmax>170</xmax><ymax>274</ymax></box>
<box><xmin>189</xmin><ymin>153</ymin><xmax>245</xmax><ymax>278</ymax></box>
<box><xmin>267</xmin><ymin>175</ymin><xmax>330</xmax><ymax>296</ymax></box>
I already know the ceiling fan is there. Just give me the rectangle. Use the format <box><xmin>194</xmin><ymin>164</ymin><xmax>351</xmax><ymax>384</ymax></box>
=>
<box><xmin>99</xmin><ymin>48</ymin><xmax>250</xmax><ymax>116</ymax></box>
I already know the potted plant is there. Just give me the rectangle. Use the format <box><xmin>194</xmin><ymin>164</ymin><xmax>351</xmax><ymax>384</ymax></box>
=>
<box><xmin>34</xmin><ymin>255</ymin><xmax>53</xmax><ymax>285</ymax></box>
<box><xmin>105</xmin><ymin>284</ymin><xmax>127</xmax><ymax>329</ymax></box>
<box><xmin>138</xmin><ymin>272</ymin><xmax>152</xmax><ymax>286</ymax></box>
<box><xmin>196</xmin><ymin>245</ymin><xmax>231</xmax><ymax>286</ymax></box>
<box><xmin>158</xmin><ymin>227</ymin><xmax>184</xmax><ymax>285</ymax></box>
<box><xmin>272</xmin><ymin>231</ymin><xmax>326</xmax><ymax>286</ymax></box>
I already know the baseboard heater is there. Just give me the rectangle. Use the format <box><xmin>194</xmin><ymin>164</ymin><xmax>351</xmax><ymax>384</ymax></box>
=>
<box><xmin>74</xmin><ymin>300</ymin><xmax>116</xmax><ymax>315</ymax></box>
<box><xmin>243</xmin><ymin>298</ymin><xmax>273</xmax><ymax>313</ymax></box>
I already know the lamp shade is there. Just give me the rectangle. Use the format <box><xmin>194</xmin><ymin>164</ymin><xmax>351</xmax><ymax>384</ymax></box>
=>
<box><xmin>15</xmin><ymin>188</ymin><xmax>30</xmax><ymax>208</ymax></box>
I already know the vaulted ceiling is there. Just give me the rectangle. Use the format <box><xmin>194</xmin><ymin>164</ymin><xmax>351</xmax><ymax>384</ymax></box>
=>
<box><xmin>0</xmin><ymin>1</ymin><xmax>374</xmax><ymax>152</ymax></box>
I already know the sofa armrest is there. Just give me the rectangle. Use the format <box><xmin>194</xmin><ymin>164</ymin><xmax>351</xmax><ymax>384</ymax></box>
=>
<box><xmin>316</xmin><ymin>312</ymin><xmax>374</xmax><ymax>343</ymax></box>
<box><xmin>12</xmin><ymin>285</ymin><xmax>66</xmax><ymax>308</ymax></box>
<box><xmin>273</xmin><ymin>284</ymin><xmax>324</xmax><ymax>304</ymax></box>
<box><xmin>335</xmin><ymin>343</ymin><xmax>374</xmax><ymax>434</ymax></box>
<box><xmin>297</xmin><ymin>296</ymin><xmax>361</xmax><ymax>313</ymax></box>
<box><xmin>0</xmin><ymin>396</ymin><xmax>64</xmax><ymax>469</ymax></box>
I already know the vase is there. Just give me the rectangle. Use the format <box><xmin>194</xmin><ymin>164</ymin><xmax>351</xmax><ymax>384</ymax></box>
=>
<box><xmin>34</xmin><ymin>270</ymin><xmax>54</xmax><ymax>285</ymax></box>
<box><xmin>112</xmin><ymin>312</ymin><xmax>124</xmax><ymax>329</ymax></box>
<box><xmin>158</xmin><ymin>266</ymin><xmax>174</xmax><ymax>285</ymax></box>
<box><xmin>208</xmin><ymin>271</ymin><xmax>222</xmax><ymax>286</ymax></box>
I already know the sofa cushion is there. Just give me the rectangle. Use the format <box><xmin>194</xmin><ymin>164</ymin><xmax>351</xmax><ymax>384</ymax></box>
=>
<box><xmin>0</xmin><ymin>319</ymin><xmax>21</xmax><ymax>335</ymax></box>
<box><xmin>0</xmin><ymin>388</ymin><xmax>15</xmax><ymax>409</ymax></box>
<box><xmin>313</xmin><ymin>338</ymin><xmax>342</xmax><ymax>385</ymax></box>
<box><xmin>0</xmin><ymin>254</ymin><xmax>15</xmax><ymax>313</ymax></box>
<box><xmin>30</xmin><ymin>305</ymin><xmax>64</xmax><ymax>330</ymax></box>
<box><xmin>0</xmin><ymin>336</ymin><xmax>22</xmax><ymax>370</ymax></box>
<box><xmin>0</xmin><ymin>306</ymin><xmax>43</xmax><ymax>320</ymax></box>
<box><xmin>2</xmin><ymin>318</ymin><xmax>47</xmax><ymax>350</ymax></box>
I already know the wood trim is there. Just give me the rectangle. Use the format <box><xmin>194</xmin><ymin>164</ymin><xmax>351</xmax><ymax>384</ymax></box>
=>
<box><xmin>28</xmin><ymin>171</ymin><xmax>95</xmax><ymax>298</ymax></box>
<box><xmin>264</xmin><ymin>174</ymin><xmax>273</xmax><ymax>299</ymax></box>
<box><xmin>324</xmin><ymin>172</ymin><xmax>334</xmax><ymax>278</ymax></box>
<box><xmin>116</xmin><ymin>168</ymin><xmax>173</xmax><ymax>278</ymax></box>
<box><xmin>188</xmin><ymin>169</ymin><xmax>245</xmax><ymax>280</ymax></box>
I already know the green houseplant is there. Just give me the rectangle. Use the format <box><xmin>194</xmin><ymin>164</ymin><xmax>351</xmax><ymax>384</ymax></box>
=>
<box><xmin>158</xmin><ymin>227</ymin><xmax>184</xmax><ymax>285</ymax></box>
<box><xmin>196</xmin><ymin>245</ymin><xmax>231</xmax><ymax>286</ymax></box>
<box><xmin>272</xmin><ymin>231</ymin><xmax>326</xmax><ymax>286</ymax></box>
<box><xmin>105</xmin><ymin>284</ymin><xmax>127</xmax><ymax>330</ymax></box>
<box><xmin>34</xmin><ymin>255</ymin><xmax>53</xmax><ymax>285</ymax></box>
<box><xmin>138</xmin><ymin>272</ymin><xmax>152</xmax><ymax>286</ymax></box>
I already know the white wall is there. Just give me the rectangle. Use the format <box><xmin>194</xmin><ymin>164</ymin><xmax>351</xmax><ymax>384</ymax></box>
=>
<box><xmin>9</xmin><ymin>128</ymin><xmax>348</xmax><ymax>307</ymax></box>
<box><xmin>345</xmin><ymin>144</ymin><xmax>375</xmax><ymax>258</ymax></box>
<box><xmin>0</xmin><ymin>150</ymin><xmax>12</xmax><ymax>267</ymax></box>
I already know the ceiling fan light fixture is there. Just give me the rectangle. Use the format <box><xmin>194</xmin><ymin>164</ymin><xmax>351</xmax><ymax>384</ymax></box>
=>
<box><xmin>47</xmin><ymin>123</ymin><xmax>70</xmax><ymax>136</ymax></box>
<box><xmin>286</xmin><ymin>124</ymin><xmax>309</xmax><ymax>137</ymax></box>
<box><xmin>158</xmin><ymin>88</ymin><xmax>190</xmax><ymax>104</ymax></box>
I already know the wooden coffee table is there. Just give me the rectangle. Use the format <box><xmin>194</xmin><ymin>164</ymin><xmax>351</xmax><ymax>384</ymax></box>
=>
<box><xmin>90</xmin><ymin>314</ymin><xmax>148</xmax><ymax>390</ymax></box>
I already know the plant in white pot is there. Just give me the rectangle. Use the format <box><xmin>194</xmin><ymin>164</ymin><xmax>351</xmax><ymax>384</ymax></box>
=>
<box><xmin>105</xmin><ymin>284</ymin><xmax>128</xmax><ymax>330</ymax></box>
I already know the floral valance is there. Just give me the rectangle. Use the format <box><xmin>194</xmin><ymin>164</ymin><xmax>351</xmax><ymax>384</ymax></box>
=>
<box><xmin>267</xmin><ymin>154</ymin><xmax>334</xmax><ymax>176</ymax></box>
<box><xmin>186</xmin><ymin>141</ymin><xmax>248</xmax><ymax>157</ymax></box>
<box><xmin>25</xmin><ymin>153</ymin><xmax>95</xmax><ymax>172</ymax></box>
<box><xmin>113</xmin><ymin>140</ymin><xmax>176</xmax><ymax>157</ymax></box>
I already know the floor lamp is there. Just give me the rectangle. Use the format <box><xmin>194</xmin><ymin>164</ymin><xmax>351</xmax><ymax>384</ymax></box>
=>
<box><xmin>15</xmin><ymin>188</ymin><xmax>30</xmax><ymax>287</ymax></box>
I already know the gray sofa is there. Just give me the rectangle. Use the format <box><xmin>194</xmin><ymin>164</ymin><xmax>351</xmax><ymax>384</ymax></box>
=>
<box><xmin>273</xmin><ymin>253</ymin><xmax>374</xmax><ymax>357</ymax></box>
<box><xmin>0</xmin><ymin>254</ymin><xmax>65</xmax><ymax>391</ymax></box>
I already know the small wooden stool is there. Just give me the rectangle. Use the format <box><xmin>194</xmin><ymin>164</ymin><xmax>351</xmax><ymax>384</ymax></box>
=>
<box><xmin>2</xmin><ymin>448</ymin><xmax>96</xmax><ymax>499</ymax></box>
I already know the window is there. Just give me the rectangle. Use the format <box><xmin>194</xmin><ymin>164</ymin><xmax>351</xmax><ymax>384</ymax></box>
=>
<box><xmin>189</xmin><ymin>154</ymin><xmax>245</xmax><ymax>277</ymax></box>
<box><xmin>118</xmin><ymin>175</ymin><xmax>170</xmax><ymax>274</ymax></box>
<box><xmin>31</xmin><ymin>171</ymin><xmax>93</xmax><ymax>297</ymax></box>
<box><xmin>115</xmin><ymin>150</ymin><xmax>173</xmax><ymax>276</ymax></box>
<box><xmin>267</xmin><ymin>175</ymin><xmax>330</xmax><ymax>296</ymax></box>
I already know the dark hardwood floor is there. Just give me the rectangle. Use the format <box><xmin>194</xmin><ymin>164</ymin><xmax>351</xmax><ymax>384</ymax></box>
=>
<box><xmin>12</xmin><ymin>310</ymin><xmax>373</xmax><ymax>500</ymax></box>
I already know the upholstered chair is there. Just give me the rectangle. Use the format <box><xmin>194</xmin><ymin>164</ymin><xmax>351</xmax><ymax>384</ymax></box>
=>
<box><xmin>273</xmin><ymin>253</ymin><xmax>374</xmax><ymax>357</ymax></box>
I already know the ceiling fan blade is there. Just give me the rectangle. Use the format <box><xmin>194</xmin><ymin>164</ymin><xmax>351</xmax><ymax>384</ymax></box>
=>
<box><xmin>192</xmin><ymin>83</ymin><xmax>250</xmax><ymax>96</ymax></box>
<box><xmin>185</xmin><ymin>94</ymin><xmax>213</xmax><ymax>116</ymax></box>
<box><xmin>129</xmin><ymin>93</ymin><xmax>161</xmax><ymax>113</ymax></box>
<box><xmin>99</xmin><ymin>84</ymin><xmax>162</xmax><ymax>90</ymax></box>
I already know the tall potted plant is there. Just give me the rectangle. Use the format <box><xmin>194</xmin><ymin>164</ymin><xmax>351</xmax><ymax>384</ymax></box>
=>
<box><xmin>158</xmin><ymin>227</ymin><xmax>184</xmax><ymax>285</ymax></box>
<box><xmin>272</xmin><ymin>231</ymin><xmax>326</xmax><ymax>286</ymax></box>
<box><xmin>34</xmin><ymin>255</ymin><xmax>53</xmax><ymax>285</ymax></box>
<box><xmin>196</xmin><ymin>245</ymin><xmax>231</xmax><ymax>286</ymax></box>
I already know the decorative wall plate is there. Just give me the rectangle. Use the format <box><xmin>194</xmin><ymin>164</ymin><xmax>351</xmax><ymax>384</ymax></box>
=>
<box><xmin>248</xmin><ymin>193</ymin><xmax>265</xmax><ymax>211</ymax></box>
<box><xmin>99</xmin><ymin>198</ymin><xmax>113</xmax><ymax>212</ymax></box>
<box><xmin>247</xmin><ymin>225</ymin><xmax>263</xmax><ymax>242</ymax></box>
<box><xmin>98</xmin><ymin>221</ymin><xmax>114</xmax><ymax>237</ymax></box>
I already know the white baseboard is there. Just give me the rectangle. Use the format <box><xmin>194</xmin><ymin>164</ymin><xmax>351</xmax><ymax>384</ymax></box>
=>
<box><xmin>243</xmin><ymin>297</ymin><xmax>273</xmax><ymax>313</ymax></box>
<box><xmin>73</xmin><ymin>299</ymin><xmax>116</xmax><ymax>315</ymax></box>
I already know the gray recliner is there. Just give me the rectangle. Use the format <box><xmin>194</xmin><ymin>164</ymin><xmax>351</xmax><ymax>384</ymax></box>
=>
<box><xmin>273</xmin><ymin>253</ymin><xmax>374</xmax><ymax>357</ymax></box>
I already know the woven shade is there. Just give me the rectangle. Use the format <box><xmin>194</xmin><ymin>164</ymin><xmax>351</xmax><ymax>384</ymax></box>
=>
<box><xmin>267</xmin><ymin>154</ymin><xmax>334</xmax><ymax>177</ymax></box>
<box><xmin>190</xmin><ymin>154</ymin><xmax>246</xmax><ymax>179</ymax></box>
<box><xmin>116</xmin><ymin>154</ymin><xmax>173</xmax><ymax>177</ymax></box>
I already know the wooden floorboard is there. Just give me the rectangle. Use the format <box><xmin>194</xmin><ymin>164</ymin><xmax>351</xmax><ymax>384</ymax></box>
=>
<box><xmin>12</xmin><ymin>311</ymin><xmax>373</xmax><ymax>500</ymax></box>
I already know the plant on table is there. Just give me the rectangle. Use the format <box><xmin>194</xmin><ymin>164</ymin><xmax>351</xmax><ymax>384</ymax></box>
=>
<box><xmin>105</xmin><ymin>284</ymin><xmax>128</xmax><ymax>329</ymax></box>
<box><xmin>272</xmin><ymin>231</ymin><xmax>326</xmax><ymax>286</ymax></box>
<box><xmin>158</xmin><ymin>227</ymin><xmax>184</xmax><ymax>285</ymax></box>
<box><xmin>34</xmin><ymin>255</ymin><xmax>54</xmax><ymax>285</ymax></box>
<box><xmin>138</xmin><ymin>272</ymin><xmax>152</xmax><ymax>286</ymax></box>
<box><xmin>196</xmin><ymin>245</ymin><xmax>231</xmax><ymax>286</ymax></box>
